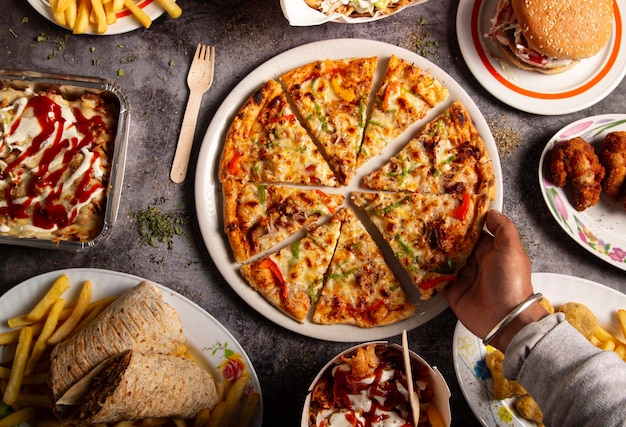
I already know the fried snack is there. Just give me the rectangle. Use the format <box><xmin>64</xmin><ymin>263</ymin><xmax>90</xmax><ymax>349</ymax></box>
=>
<box><xmin>557</xmin><ymin>302</ymin><xmax>599</xmax><ymax>340</ymax></box>
<box><xmin>514</xmin><ymin>395</ymin><xmax>544</xmax><ymax>425</ymax></box>
<box><xmin>485</xmin><ymin>349</ymin><xmax>526</xmax><ymax>400</ymax></box>
<box><xmin>550</xmin><ymin>137</ymin><xmax>605</xmax><ymax>211</ymax></box>
<box><xmin>539</xmin><ymin>296</ymin><xmax>554</xmax><ymax>314</ymax></box>
<box><xmin>599</xmin><ymin>131</ymin><xmax>626</xmax><ymax>207</ymax></box>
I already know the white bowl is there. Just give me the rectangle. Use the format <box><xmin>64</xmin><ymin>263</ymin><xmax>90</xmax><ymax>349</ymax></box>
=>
<box><xmin>301</xmin><ymin>341</ymin><xmax>451</xmax><ymax>426</ymax></box>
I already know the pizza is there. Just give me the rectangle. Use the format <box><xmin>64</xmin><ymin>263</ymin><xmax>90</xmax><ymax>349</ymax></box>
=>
<box><xmin>362</xmin><ymin>101</ymin><xmax>496</xmax><ymax>200</ymax></box>
<box><xmin>222</xmin><ymin>179</ymin><xmax>344</xmax><ymax>263</ymax></box>
<box><xmin>357</xmin><ymin>54</ymin><xmax>449</xmax><ymax>168</ymax></box>
<box><xmin>312</xmin><ymin>208</ymin><xmax>416</xmax><ymax>327</ymax></box>
<box><xmin>279</xmin><ymin>57</ymin><xmax>377</xmax><ymax>185</ymax></box>
<box><xmin>240</xmin><ymin>214</ymin><xmax>342</xmax><ymax>323</ymax></box>
<box><xmin>219</xmin><ymin>79</ymin><xmax>338</xmax><ymax>187</ymax></box>
<box><xmin>215</xmin><ymin>55</ymin><xmax>497</xmax><ymax>328</ymax></box>
<box><xmin>352</xmin><ymin>191</ymin><xmax>489</xmax><ymax>300</ymax></box>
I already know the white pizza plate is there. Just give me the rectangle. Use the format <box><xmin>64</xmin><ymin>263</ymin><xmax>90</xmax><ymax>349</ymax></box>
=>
<box><xmin>456</xmin><ymin>0</ymin><xmax>626</xmax><ymax>115</ymax></box>
<box><xmin>538</xmin><ymin>114</ymin><xmax>626</xmax><ymax>271</ymax></box>
<box><xmin>279</xmin><ymin>0</ymin><xmax>428</xmax><ymax>26</ymax></box>
<box><xmin>0</xmin><ymin>268</ymin><xmax>263</xmax><ymax>426</ymax></box>
<box><xmin>28</xmin><ymin>0</ymin><xmax>171</xmax><ymax>35</ymax></box>
<box><xmin>453</xmin><ymin>272</ymin><xmax>626</xmax><ymax>426</ymax></box>
<box><xmin>194</xmin><ymin>38</ymin><xmax>503</xmax><ymax>342</ymax></box>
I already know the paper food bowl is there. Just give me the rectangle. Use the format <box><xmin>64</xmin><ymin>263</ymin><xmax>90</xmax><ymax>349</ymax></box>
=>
<box><xmin>302</xmin><ymin>341</ymin><xmax>451</xmax><ymax>426</ymax></box>
<box><xmin>0</xmin><ymin>69</ymin><xmax>130</xmax><ymax>251</ymax></box>
<box><xmin>280</xmin><ymin>0</ymin><xmax>429</xmax><ymax>26</ymax></box>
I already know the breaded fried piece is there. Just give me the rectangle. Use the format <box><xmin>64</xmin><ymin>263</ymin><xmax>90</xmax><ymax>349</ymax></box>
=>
<box><xmin>485</xmin><ymin>350</ymin><xmax>526</xmax><ymax>400</ymax></box>
<box><xmin>515</xmin><ymin>394</ymin><xmax>544</xmax><ymax>425</ymax></box>
<box><xmin>599</xmin><ymin>131</ymin><xmax>626</xmax><ymax>207</ymax></box>
<box><xmin>551</xmin><ymin>137</ymin><xmax>605</xmax><ymax>211</ymax></box>
<box><xmin>558</xmin><ymin>302</ymin><xmax>599</xmax><ymax>339</ymax></box>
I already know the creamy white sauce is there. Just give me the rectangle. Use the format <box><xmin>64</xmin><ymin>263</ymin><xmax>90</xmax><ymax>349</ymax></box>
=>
<box><xmin>320</xmin><ymin>0</ymin><xmax>400</xmax><ymax>15</ymax></box>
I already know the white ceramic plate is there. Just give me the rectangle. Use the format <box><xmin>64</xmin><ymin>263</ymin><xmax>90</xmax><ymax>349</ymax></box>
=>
<box><xmin>456</xmin><ymin>0</ymin><xmax>626</xmax><ymax>115</ymax></box>
<box><xmin>453</xmin><ymin>272</ymin><xmax>626</xmax><ymax>426</ymax></box>
<box><xmin>194</xmin><ymin>38</ymin><xmax>503</xmax><ymax>342</ymax></box>
<box><xmin>538</xmin><ymin>114</ymin><xmax>626</xmax><ymax>271</ymax></box>
<box><xmin>279</xmin><ymin>0</ymin><xmax>428</xmax><ymax>26</ymax></box>
<box><xmin>28</xmin><ymin>0</ymin><xmax>170</xmax><ymax>35</ymax></box>
<box><xmin>0</xmin><ymin>268</ymin><xmax>263</xmax><ymax>426</ymax></box>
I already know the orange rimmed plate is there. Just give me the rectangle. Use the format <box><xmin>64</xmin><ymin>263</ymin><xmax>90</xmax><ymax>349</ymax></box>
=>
<box><xmin>28</xmin><ymin>0</ymin><xmax>172</xmax><ymax>35</ymax></box>
<box><xmin>456</xmin><ymin>0</ymin><xmax>626</xmax><ymax>115</ymax></box>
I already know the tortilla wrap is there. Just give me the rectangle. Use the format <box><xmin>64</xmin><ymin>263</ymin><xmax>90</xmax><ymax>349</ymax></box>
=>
<box><xmin>75</xmin><ymin>350</ymin><xmax>218</xmax><ymax>423</ymax></box>
<box><xmin>49</xmin><ymin>281</ymin><xmax>185</xmax><ymax>402</ymax></box>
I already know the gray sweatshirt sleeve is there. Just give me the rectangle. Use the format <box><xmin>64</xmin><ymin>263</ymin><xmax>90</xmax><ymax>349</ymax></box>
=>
<box><xmin>503</xmin><ymin>313</ymin><xmax>626</xmax><ymax>427</ymax></box>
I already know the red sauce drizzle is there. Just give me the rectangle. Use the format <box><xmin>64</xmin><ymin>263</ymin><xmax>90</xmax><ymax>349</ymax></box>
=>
<box><xmin>1</xmin><ymin>95</ymin><xmax>105</xmax><ymax>230</ymax></box>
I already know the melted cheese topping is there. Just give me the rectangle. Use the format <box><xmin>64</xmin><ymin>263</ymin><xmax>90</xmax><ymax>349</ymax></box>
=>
<box><xmin>0</xmin><ymin>87</ymin><xmax>115</xmax><ymax>242</ymax></box>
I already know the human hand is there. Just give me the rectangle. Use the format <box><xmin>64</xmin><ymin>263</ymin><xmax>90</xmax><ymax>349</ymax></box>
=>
<box><xmin>442</xmin><ymin>210</ymin><xmax>548</xmax><ymax>351</ymax></box>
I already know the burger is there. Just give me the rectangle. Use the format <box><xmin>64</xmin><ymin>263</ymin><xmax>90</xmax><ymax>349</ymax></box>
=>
<box><xmin>486</xmin><ymin>0</ymin><xmax>614</xmax><ymax>74</ymax></box>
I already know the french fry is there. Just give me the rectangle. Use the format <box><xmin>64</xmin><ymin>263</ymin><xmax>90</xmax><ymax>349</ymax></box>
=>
<box><xmin>155</xmin><ymin>0</ymin><xmax>182</xmax><ymax>18</ymax></box>
<box><xmin>221</xmin><ymin>373</ymin><xmax>250</xmax><ymax>425</ymax></box>
<box><xmin>105</xmin><ymin>0</ymin><xmax>117</xmax><ymax>24</ymax></box>
<box><xmin>25</xmin><ymin>298</ymin><xmax>65</xmax><ymax>376</ymax></box>
<box><xmin>172</xmin><ymin>419</ymin><xmax>187</xmax><ymax>427</ymax></box>
<box><xmin>593</xmin><ymin>326</ymin><xmax>615</xmax><ymax>344</ymax></box>
<box><xmin>426</xmin><ymin>403</ymin><xmax>446</xmax><ymax>427</ymax></box>
<box><xmin>15</xmin><ymin>392</ymin><xmax>51</xmax><ymax>407</ymax></box>
<box><xmin>65</xmin><ymin>0</ymin><xmax>78</xmax><ymax>29</ymax></box>
<box><xmin>0</xmin><ymin>366</ymin><xmax>10</xmax><ymax>381</ymax></box>
<box><xmin>24</xmin><ymin>274</ymin><xmax>69</xmax><ymax>323</ymax></box>
<box><xmin>193</xmin><ymin>407</ymin><xmax>212</xmax><ymax>427</ymax></box>
<box><xmin>206</xmin><ymin>402</ymin><xmax>227</xmax><ymax>427</ymax></box>
<box><xmin>74</xmin><ymin>0</ymin><xmax>92</xmax><ymax>34</ymax></box>
<box><xmin>123</xmin><ymin>0</ymin><xmax>152</xmax><ymax>28</ymax></box>
<box><xmin>47</xmin><ymin>280</ymin><xmax>92</xmax><ymax>345</ymax></box>
<box><xmin>69</xmin><ymin>296</ymin><xmax>116</xmax><ymax>337</ymax></box>
<box><xmin>237</xmin><ymin>391</ymin><xmax>261</xmax><ymax>427</ymax></box>
<box><xmin>113</xmin><ymin>0</ymin><xmax>124</xmax><ymax>10</ymax></box>
<box><xmin>0</xmin><ymin>407</ymin><xmax>39</xmax><ymax>427</ymax></box>
<box><xmin>0</xmin><ymin>329</ymin><xmax>22</xmax><ymax>346</ymax></box>
<box><xmin>2</xmin><ymin>326</ymin><xmax>33</xmax><ymax>405</ymax></box>
<box><xmin>50</xmin><ymin>0</ymin><xmax>68</xmax><ymax>26</ymax></box>
<box><xmin>618</xmin><ymin>309</ymin><xmax>626</xmax><ymax>339</ymax></box>
<box><xmin>91</xmin><ymin>0</ymin><xmax>108</xmax><ymax>33</ymax></box>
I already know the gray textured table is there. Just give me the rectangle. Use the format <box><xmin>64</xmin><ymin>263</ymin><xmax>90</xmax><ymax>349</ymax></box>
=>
<box><xmin>1</xmin><ymin>1</ymin><xmax>625</xmax><ymax>426</ymax></box>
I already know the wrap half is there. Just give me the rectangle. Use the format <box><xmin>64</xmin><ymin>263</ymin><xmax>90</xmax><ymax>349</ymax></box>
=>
<box><xmin>50</xmin><ymin>281</ymin><xmax>185</xmax><ymax>402</ymax></box>
<box><xmin>75</xmin><ymin>350</ymin><xmax>218</xmax><ymax>423</ymax></box>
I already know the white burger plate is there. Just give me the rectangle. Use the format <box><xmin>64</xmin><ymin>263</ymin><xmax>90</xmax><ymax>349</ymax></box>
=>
<box><xmin>538</xmin><ymin>114</ymin><xmax>626</xmax><ymax>271</ymax></box>
<box><xmin>194</xmin><ymin>38</ymin><xmax>503</xmax><ymax>342</ymax></box>
<box><xmin>28</xmin><ymin>0</ymin><xmax>170</xmax><ymax>35</ymax></box>
<box><xmin>453</xmin><ymin>272</ymin><xmax>626</xmax><ymax>426</ymax></box>
<box><xmin>457</xmin><ymin>0</ymin><xmax>626</xmax><ymax>115</ymax></box>
<box><xmin>0</xmin><ymin>268</ymin><xmax>263</xmax><ymax>426</ymax></box>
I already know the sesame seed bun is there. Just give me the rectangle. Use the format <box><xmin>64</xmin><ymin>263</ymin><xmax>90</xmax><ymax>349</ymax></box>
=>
<box><xmin>511</xmin><ymin>0</ymin><xmax>614</xmax><ymax>60</ymax></box>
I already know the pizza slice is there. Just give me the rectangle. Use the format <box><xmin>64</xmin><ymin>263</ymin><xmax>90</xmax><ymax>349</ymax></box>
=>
<box><xmin>240</xmin><ymin>214</ymin><xmax>342</xmax><ymax>323</ymax></box>
<box><xmin>351</xmin><ymin>190</ymin><xmax>489</xmax><ymax>300</ymax></box>
<box><xmin>223</xmin><ymin>178</ymin><xmax>344</xmax><ymax>263</ymax></box>
<box><xmin>356</xmin><ymin>54</ymin><xmax>449</xmax><ymax>168</ymax></box>
<box><xmin>279</xmin><ymin>57</ymin><xmax>378</xmax><ymax>185</ymax></box>
<box><xmin>219</xmin><ymin>79</ymin><xmax>338</xmax><ymax>187</ymax></box>
<box><xmin>362</xmin><ymin>101</ymin><xmax>496</xmax><ymax>199</ymax></box>
<box><xmin>312</xmin><ymin>208</ymin><xmax>416</xmax><ymax>327</ymax></box>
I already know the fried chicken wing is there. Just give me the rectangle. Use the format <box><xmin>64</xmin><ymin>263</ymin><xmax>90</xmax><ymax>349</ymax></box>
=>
<box><xmin>599</xmin><ymin>131</ymin><xmax>626</xmax><ymax>208</ymax></box>
<box><xmin>550</xmin><ymin>137</ymin><xmax>605</xmax><ymax>211</ymax></box>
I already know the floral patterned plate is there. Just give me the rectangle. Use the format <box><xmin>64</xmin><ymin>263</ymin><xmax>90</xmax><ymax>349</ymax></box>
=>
<box><xmin>453</xmin><ymin>272</ymin><xmax>626</xmax><ymax>426</ymax></box>
<box><xmin>539</xmin><ymin>114</ymin><xmax>626</xmax><ymax>271</ymax></box>
<box><xmin>0</xmin><ymin>268</ymin><xmax>262</xmax><ymax>425</ymax></box>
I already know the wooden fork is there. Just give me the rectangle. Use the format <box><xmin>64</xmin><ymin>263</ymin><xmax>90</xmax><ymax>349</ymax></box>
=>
<box><xmin>170</xmin><ymin>44</ymin><xmax>215</xmax><ymax>183</ymax></box>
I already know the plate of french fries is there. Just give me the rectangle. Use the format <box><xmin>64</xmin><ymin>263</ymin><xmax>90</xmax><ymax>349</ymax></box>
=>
<box><xmin>452</xmin><ymin>272</ymin><xmax>626</xmax><ymax>427</ymax></box>
<box><xmin>0</xmin><ymin>268</ymin><xmax>263</xmax><ymax>427</ymax></box>
<box><xmin>28</xmin><ymin>0</ymin><xmax>182</xmax><ymax>35</ymax></box>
